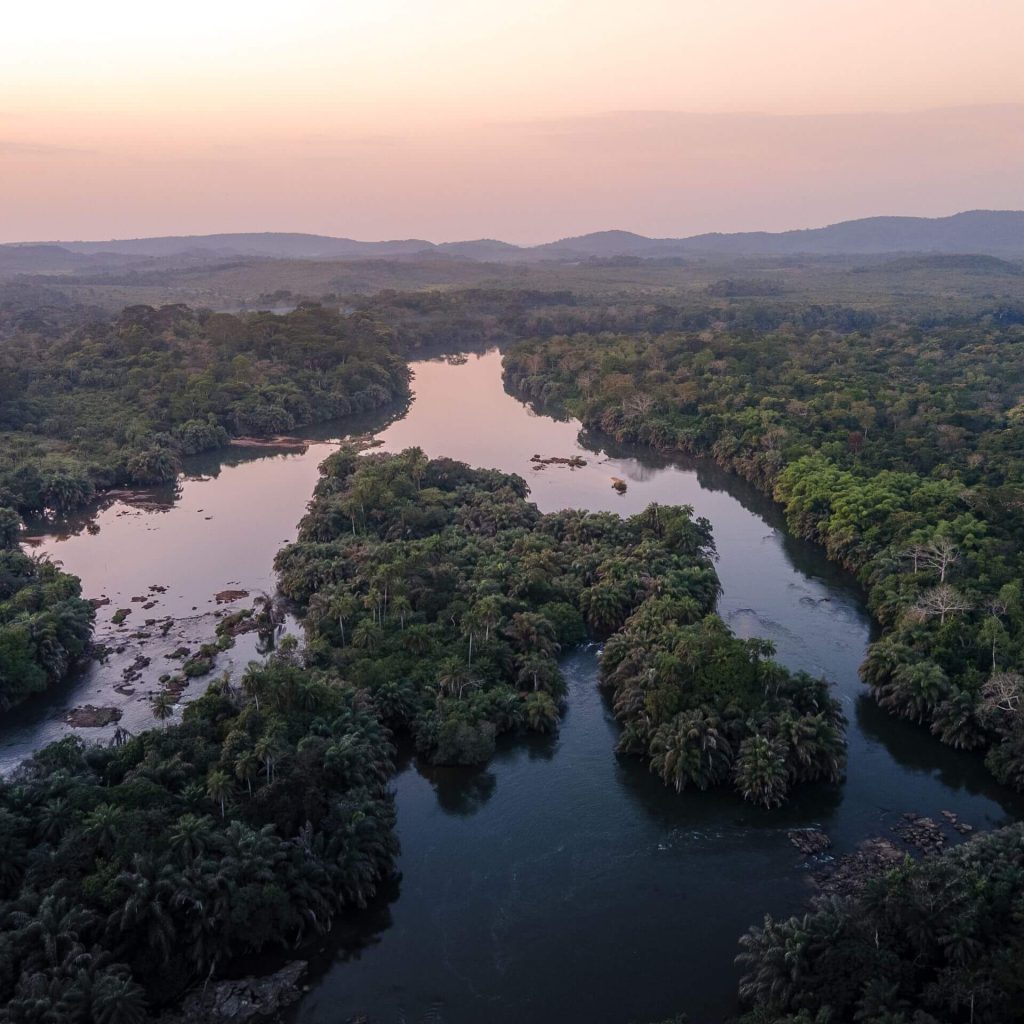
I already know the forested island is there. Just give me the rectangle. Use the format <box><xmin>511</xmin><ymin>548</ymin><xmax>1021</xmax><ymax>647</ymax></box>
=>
<box><xmin>1</xmin><ymin>259</ymin><xmax>1023</xmax><ymax>1022</ymax></box>
<box><xmin>505</xmin><ymin>311</ymin><xmax>1024</xmax><ymax>794</ymax></box>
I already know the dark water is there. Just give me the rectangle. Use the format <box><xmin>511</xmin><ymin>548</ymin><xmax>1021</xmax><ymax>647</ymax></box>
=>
<box><xmin>13</xmin><ymin>350</ymin><xmax>1023</xmax><ymax>1022</ymax></box>
<box><xmin>6</xmin><ymin>415</ymin><xmax>401</xmax><ymax>765</ymax></box>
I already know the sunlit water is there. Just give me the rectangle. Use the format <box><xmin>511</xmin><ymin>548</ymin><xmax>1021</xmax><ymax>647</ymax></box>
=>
<box><xmin>10</xmin><ymin>349</ymin><xmax>1022</xmax><ymax>1023</ymax></box>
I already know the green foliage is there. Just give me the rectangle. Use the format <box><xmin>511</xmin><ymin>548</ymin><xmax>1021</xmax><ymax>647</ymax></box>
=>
<box><xmin>0</xmin><ymin>302</ymin><xmax>410</xmax><ymax>517</ymax></box>
<box><xmin>276</xmin><ymin>448</ymin><xmax>723</xmax><ymax>765</ymax></box>
<box><xmin>603</xmin><ymin>610</ymin><xmax>845</xmax><ymax>806</ymax></box>
<box><xmin>736</xmin><ymin>824</ymin><xmax>1024</xmax><ymax>1024</ymax></box>
<box><xmin>506</xmin><ymin>321</ymin><xmax>1024</xmax><ymax>791</ymax></box>
<box><xmin>0</xmin><ymin>656</ymin><xmax>398</xmax><ymax>1017</ymax></box>
<box><xmin>0</xmin><ymin>542</ymin><xmax>94</xmax><ymax>709</ymax></box>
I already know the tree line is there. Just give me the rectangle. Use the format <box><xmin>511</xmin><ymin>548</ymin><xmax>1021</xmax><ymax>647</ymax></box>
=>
<box><xmin>504</xmin><ymin>314</ymin><xmax>1024</xmax><ymax>794</ymax></box>
<box><xmin>0</xmin><ymin>652</ymin><xmax>397</xmax><ymax>1021</ymax></box>
<box><xmin>0</xmin><ymin>509</ymin><xmax>93</xmax><ymax>709</ymax></box>
<box><xmin>0</xmin><ymin>302</ymin><xmax>410</xmax><ymax>518</ymax></box>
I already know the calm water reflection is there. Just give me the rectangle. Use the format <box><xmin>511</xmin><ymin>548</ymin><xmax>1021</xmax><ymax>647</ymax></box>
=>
<box><xmin>11</xmin><ymin>350</ymin><xmax>1022</xmax><ymax>1022</ymax></box>
<box><xmin>293</xmin><ymin>351</ymin><xmax>1022</xmax><ymax>1024</ymax></box>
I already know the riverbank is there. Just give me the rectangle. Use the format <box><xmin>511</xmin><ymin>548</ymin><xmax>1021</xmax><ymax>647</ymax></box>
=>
<box><xmin>6</xmin><ymin>350</ymin><xmax>1021</xmax><ymax>1024</ymax></box>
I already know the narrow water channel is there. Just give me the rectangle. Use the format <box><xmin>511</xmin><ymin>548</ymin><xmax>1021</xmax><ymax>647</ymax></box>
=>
<box><xmin>11</xmin><ymin>349</ymin><xmax>1023</xmax><ymax>1023</ymax></box>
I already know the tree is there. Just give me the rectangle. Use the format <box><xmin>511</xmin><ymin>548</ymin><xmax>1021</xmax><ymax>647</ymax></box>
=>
<box><xmin>0</xmin><ymin>507</ymin><xmax>21</xmax><ymax>549</ymax></box>
<box><xmin>523</xmin><ymin>692</ymin><xmax>559</xmax><ymax>733</ymax></box>
<box><xmin>473</xmin><ymin>595</ymin><xmax>503</xmax><ymax>642</ymax></box>
<box><xmin>234</xmin><ymin>750</ymin><xmax>260</xmax><ymax>797</ymax></box>
<box><xmin>152</xmin><ymin>691</ymin><xmax>175</xmax><ymax>724</ymax></box>
<box><xmin>169</xmin><ymin>813</ymin><xmax>216</xmax><ymax>862</ymax></box>
<box><xmin>910</xmin><ymin>584</ymin><xmax>971</xmax><ymax>626</ymax></box>
<box><xmin>92</xmin><ymin>969</ymin><xmax>149</xmax><ymax>1024</ymax></box>
<box><xmin>206</xmin><ymin>769</ymin><xmax>233</xmax><ymax>819</ymax></box>
<box><xmin>980</xmin><ymin>671</ymin><xmax>1023</xmax><ymax>729</ymax></box>
<box><xmin>906</xmin><ymin>536</ymin><xmax>959</xmax><ymax>581</ymax></box>
<box><xmin>733</xmin><ymin>735</ymin><xmax>790</xmax><ymax>808</ymax></box>
<box><xmin>649</xmin><ymin>710</ymin><xmax>733</xmax><ymax>792</ymax></box>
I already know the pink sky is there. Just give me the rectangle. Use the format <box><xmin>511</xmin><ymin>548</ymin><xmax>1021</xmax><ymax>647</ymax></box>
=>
<box><xmin>3</xmin><ymin>1</ymin><xmax>1024</xmax><ymax>243</ymax></box>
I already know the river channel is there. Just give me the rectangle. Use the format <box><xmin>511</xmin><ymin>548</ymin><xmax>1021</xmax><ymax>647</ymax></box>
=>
<box><xmin>12</xmin><ymin>349</ymin><xmax>1023</xmax><ymax>1023</ymax></box>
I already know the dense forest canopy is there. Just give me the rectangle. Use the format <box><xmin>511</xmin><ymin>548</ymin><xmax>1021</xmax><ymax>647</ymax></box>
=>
<box><xmin>603</xmin><ymin>608</ymin><xmax>845</xmax><ymax>807</ymax></box>
<box><xmin>0</xmin><ymin>654</ymin><xmax>397</xmax><ymax>1019</ymax></box>
<box><xmin>2</xmin><ymin>268</ymin><xmax>1024</xmax><ymax>1021</ymax></box>
<box><xmin>0</xmin><ymin>513</ymin><xmax>93</xmax><ymax>710</ymax></box>
<box><xmin>504</xmin><ymin>316</ymin><xmax>1024</xmax><ymax>795</ymax></box>
<box><xmin>0</xmin><ymin>303</ymin><xmax>409</xmax><ymax>518</ymax></box>
<box><xmin>735</xmin><ymin>823</ymin><xmax>1024</xmax><ymax>1023</ymax></box>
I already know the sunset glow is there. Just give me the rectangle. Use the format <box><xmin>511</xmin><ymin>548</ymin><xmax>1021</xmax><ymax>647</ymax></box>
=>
<box><xmin>4</xmin><ymin>0</ymin><xmax>1024</xmax><ymax>241</ymax></box>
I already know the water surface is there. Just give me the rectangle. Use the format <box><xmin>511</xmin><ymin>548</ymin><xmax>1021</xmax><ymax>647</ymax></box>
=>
<box><xmin>12</xmin><ymin>349</ymin><xmax>1022</xmax><ymax>1023</ymax></box>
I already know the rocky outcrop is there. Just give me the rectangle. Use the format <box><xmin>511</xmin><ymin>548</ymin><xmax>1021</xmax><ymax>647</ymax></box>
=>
<box><xmin>158</xmin><ymin>961</ymin><xmax>307</xmax><ymax>1024</ymax></box>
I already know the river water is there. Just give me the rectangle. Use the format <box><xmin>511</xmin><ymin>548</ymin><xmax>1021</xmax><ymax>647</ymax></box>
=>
<box><xmin>11</xmin><ymin>349</ymin><xmax>1023</xmax><ymax>1023</ymax></box>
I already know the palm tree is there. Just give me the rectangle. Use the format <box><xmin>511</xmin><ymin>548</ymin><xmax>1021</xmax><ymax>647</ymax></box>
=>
<box><xmin>254</xmin><ymin>730</ymin><xmax>286</xmax><ymax>783</ymax></box>
<box><xmin>405</xmin><ymin>446</ymin><xmax>429</xmax><ymax>490</ymax></box>
<box><xmin>515</xmin><ymin>652</ymin><xmax>561</xmax><ymax>694</ymax></box>
<box><xmin>524</xmin><ymin>692</ymin><xmax>559</xmax><ymax>733</ymax></box>
<box><xmin>882</xmin><ymin>661</ymin><xmax>949</xmax><ymax>723</ymax></box>
<box><xmin>234</xmin><ymin>750</ymin><xmax>260</xmax><ymax>796</ymax></box>
<box><xmin>734</xmin><ymin>734</ymin><xmax>790</xmax><ymax>808</ymax></box>
<box><xmin>83</xmin><ymin>803</ymin><xmax>124</xmax><ymax>855</ymax></box>
<box><xmin>110</xmin><ymin>855</ymin><xmax>177</xmax><ymax>960</ymax></box>
<box><xmin>38</xmin><ymin>797</ymin><xmax>71</xmax><ymax>843</ymax></box>
<box><xmin>390</xmin><ymin>594</ymin><xmax>412</xmax><ymax>630</ymax></box>
<box><xmin>351</xmin><ymin>619</ymin><xmax>383</xmax><ymax>652</ymax></box>
<box><xmin>649</xmin><ymin>710</ymin><xmax>733</xmax><ymax>792</ymax></box>
<box><xmin>15</xmin><ymin>894</ymin><xmax>94</xmax><ymax>968</ymax></box>
<box><xmin>777</xmin><ymin>711</ymin><xmax>846</xmax><ymax>783</ymax></box>
<box><xmin>206</xmin><ymin>769</ymin><xmax>233</xmax><ymax>819</ymax></box>
<box><xmin>580</xmin><ymin>581</ymin><xmax>630</xmax><ymax>635</ymax></box>
<box><xmin>169</xmin><ymin>813</ymin><xmax>216</xmax><ymax>862</ymax></box>
<box><xmin>241</xmin><ymin>662</ymin><xmax>267</xmax><ymax>710</ymax></box>
<box><xmin>504</xmin><ymin>612</ymin><xmax>558</xmax><ymax>658</ymax></box>
<box><xmin>930</xmin><ymin>688</ymin><xmax>985</xmax><ymax>750</ymax></box>
<box><xmin>92</xmin><ymin>969</ymin><xmax>149</xmax><ymax>1024</ymax></box>
<box><xmin>328</xmin><ymin>592</ymin><xmax>358</xmax><ymax>645</ymax></box>
<box><xmin>473</xmin><ymin>595</ymin><xmax>503</xmax><ymax>642</ymax></box>
<box><xmin>436</xmin><ymin>659</ymin><xmax>474</xmax><ymax>699</ymax></box>
<box><xmin>151</xmin><ymin>691</ymin><xmax>175</xmax><ymax>724</ymax></box>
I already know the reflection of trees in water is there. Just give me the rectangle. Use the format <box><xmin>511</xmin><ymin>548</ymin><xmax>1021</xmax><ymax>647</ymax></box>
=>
<box><xmin>421</xmin><ymin>764</ymin><xmax>499</xmax><ymax>817</ymax></box>
<box><xmin>32</xmin><ymin>396</ymin><xmax>415</xmax><ymax>544</ymax></box>
<box><xmin>414</xmin><ymin>729</ymin><xmax>560</xmax><ymax>818</ymax></box>
<box><xmin>24</xmin><ymin>481</ymin><xmax>183</xmax><ymax>542</ymax></box>
<box><xmin>853</xmin><ymin>693</ymin><xmax>1023</xmax><ymax>815</ymax></box>
<box><xmin>609</xmin><ymin>698</ymin><xmax>846</xmax><ymax>833</ymax></box>
<box><xmin>328</xmin><ymin>877</ymin><xmax>401</xmax><ymax>965</ymax></box>
<box><xmin>505</xmin><ymin>386</ymin><xmax>574</xmax><ymax>424</ymax></box>
<box><xmin>276</xmin><ymin>874</ymin><xmax>400</xmax><ymax>995</ymax></box>
<box><xmin>581</xmin><ymin>427</ymin><xmax>870</xmax><ymax>606</ymax></box>
<box><xmin>582</xmin><ymin>665</ymin><xmax>846</xmax><ymax>831</ymax></box>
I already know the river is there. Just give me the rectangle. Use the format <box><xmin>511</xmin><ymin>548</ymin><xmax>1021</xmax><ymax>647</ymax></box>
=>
<box><xmin>12</xmin><ymin>349</ymin><xmax>1023</xmax><ymax>1023</ymax></box>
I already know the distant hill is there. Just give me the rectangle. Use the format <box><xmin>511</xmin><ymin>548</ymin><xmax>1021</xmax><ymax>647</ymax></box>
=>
<box><xmin>4</xmin><ymin>211</ymin><xmax>1023</xmax><ymax>274</ymax></box>
<box><xmin>0</xmin><ymin>244</ymin><xmax>95</xmax><ymax>274</ymax></box>
<box><xmin>436</xmin><ymin>238</ymin><xmax>525</xmax><ymax>260</ymax></box>
<box><xmin>535</xmin><ymin>211</ymin><xmax>1024</xmax><ymax>259</ymax></box>
<box><xmin>53</xmin><ymin>233</ymin><xmax>435</xmax><ymax>259</ymax></box>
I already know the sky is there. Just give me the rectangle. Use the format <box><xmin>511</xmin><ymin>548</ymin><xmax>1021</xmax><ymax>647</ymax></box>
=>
<box><xmin>3</xmin><ymin>0</ymin><xmax>1024</xmax><ymax>244</ymax></box>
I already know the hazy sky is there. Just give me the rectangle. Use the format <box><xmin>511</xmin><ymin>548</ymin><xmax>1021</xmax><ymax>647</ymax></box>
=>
<box><xmin>4</xmin><ymin>0</ymin><xmax>1024</xmax><ymax>243</ymax></box>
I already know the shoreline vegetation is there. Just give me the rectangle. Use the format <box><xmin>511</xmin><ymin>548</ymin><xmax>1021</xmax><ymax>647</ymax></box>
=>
<box><xmin>0</xmin><ymin>302</ymin><xmax>409</xmax><ymax>711</ymax></box>
<box><xmin>0</xmin><ymin>448</ymin><xmax>845</xmax><ymax>1020</ymax></box>
<box><xmin>1</xmin><ymin>277</ymin><xmax>1023</xmax><ymax>1021</ymax></box>
<box><xmin>503</xmin><ymin>315</ymin><xmax>1024</xmax><ymax>797</ymax></box>
<box><xmin>275</xmin><ymin>447</ymin><xmax>844</xmax><ymax>801</ymax></box>
<box><xmin>0</xmin><ymin>302</ymin><xmax>410</xmax><ymax>523</ymax></box>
